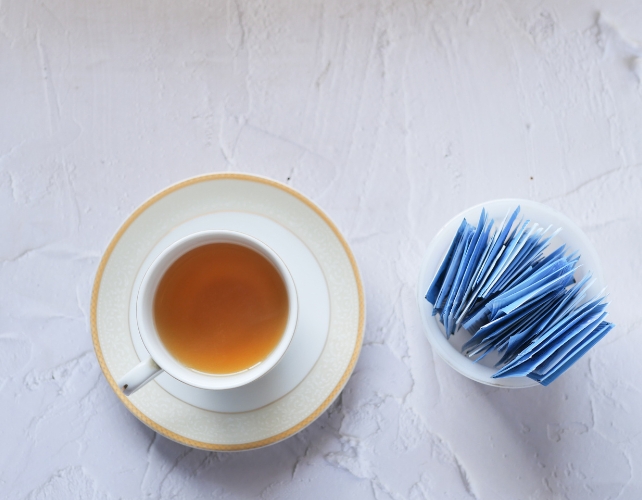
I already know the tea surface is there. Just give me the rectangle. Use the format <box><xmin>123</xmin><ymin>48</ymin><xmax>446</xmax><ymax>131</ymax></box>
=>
<box><xmin>154</xmin><ymin>243</ymin><xmax>289</xmax><ymax>374</ymax></box>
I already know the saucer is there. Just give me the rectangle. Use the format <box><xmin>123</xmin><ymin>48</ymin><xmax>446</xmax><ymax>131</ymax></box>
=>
<box><xmin>128</xmin><ymin>212</ymin><xmax>330</xmax><ymax>413</ymax></box>
<box><xmin>416</xmin><ymin>199</ymin><xmax>605</xmax><ymax>388</ymax></box>
<box><xmin>91</xmin><ymin>173</ymin><xmax>365</xmax><ymax>450</ymax></box>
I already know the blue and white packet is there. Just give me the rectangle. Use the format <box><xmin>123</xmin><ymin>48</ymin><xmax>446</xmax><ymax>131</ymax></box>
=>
<box><xmin>425</xmin><ymin>206</ymin><xmax>614</xmax><ymax>385</ymax></box>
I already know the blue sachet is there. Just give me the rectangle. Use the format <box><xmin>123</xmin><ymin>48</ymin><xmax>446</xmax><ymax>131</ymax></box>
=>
<box><xmin>441</xmin><ymin>225</ymin><xmax>474</xmax><ymax>336</ymax></box>
<box><xmin>492</xmin><ymin>300</ymin><xmax>608</xmax><ymax>378</ymax></box>
<box><xmin>426</xmin><ymin>219</ymin><xmax>467</xmax><ymax>305</ymax></box>
<box><xmin>432</xmin><ymin>220</ymin><xmax>469</xmax><ymax>316</ymax></box>
<box><xmin>535</xmin><ymin>322</ymin><xmax>614</xmax><ymax>386</ymax></box>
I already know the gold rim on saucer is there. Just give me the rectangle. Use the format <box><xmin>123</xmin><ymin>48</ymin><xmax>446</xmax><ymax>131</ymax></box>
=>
<box><xmin>91</xmin><ymin>173</ymin><xmax>365</xmax><ymax>451</ymax></box>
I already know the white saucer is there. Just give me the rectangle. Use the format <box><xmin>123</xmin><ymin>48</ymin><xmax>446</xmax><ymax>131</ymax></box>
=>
<box><xmin>129</xmin><ymin>212</ymin><xmax>330</xmax><ymax>413</ymax></box>
<box><xmin>417</xmin><ymin>198</ymin><xmax>605</xmax><ymax>388</ymax></box>
<box><xmin>91</xmin><ymin>174</ymin><xmax>365</xmax><ymax>450</ymax></box>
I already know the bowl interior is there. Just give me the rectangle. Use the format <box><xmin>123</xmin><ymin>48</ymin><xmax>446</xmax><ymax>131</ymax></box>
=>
<box><xmin>416</xmin><ymin>199</ymin><xmax>605</xmax><ymax>388</ymax></box>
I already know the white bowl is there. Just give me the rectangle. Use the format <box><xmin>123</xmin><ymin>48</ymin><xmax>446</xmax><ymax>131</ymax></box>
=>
<box><xmin>416</xmin><ymin>199</ymin><xmax>605</xmax><ymax>388</ymax></box>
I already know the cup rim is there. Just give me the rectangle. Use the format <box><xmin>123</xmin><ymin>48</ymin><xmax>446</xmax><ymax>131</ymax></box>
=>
<box><xmin>136</xmin><ymin>229</ymin><xmax>298</xmax><ymax>391</ymax></box>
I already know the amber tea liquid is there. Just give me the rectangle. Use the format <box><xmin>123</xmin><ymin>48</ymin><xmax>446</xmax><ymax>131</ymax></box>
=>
<box><xmin>153</xmin><ymin>243</ymin><xmax>289</xmax><ymax>374</ymax></box>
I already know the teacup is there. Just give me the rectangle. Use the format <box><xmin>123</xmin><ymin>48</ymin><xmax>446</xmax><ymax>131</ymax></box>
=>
<box><xmin>117</xmin><ymin>230</ymin><xmax>298</xmax><ymax>395</ymax></box>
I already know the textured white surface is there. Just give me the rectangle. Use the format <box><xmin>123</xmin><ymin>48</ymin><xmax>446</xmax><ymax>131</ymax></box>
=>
<box><xmin>1</xmin><ymin>0</ymin><xmax>641</xmax><ymax>498</ymax></box>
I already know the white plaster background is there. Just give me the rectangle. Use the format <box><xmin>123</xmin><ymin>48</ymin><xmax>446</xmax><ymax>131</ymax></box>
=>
<box><xmin>1</xmin><ymin>0</ymin><xmax>641</xmax><ymax>498</ymax></box>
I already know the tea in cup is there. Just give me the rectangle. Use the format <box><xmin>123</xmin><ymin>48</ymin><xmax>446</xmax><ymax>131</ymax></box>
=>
<box><xmin>118</xmin><ymin>230</ymin><xmax>298</xmax><ymax>395</ymax></box>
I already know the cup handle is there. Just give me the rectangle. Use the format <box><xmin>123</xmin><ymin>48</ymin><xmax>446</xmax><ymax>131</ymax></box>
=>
<box><xmin>117</xmin><ymin>357</ymin><xmax>163</xmax><ymax>396</ymax></box>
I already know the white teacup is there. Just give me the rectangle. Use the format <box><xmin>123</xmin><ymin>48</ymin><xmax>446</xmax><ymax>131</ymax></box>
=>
<box><xmin>117</xmin><ymin>230</ymin><xmax>298</xmax><ymax>396</ymax></box>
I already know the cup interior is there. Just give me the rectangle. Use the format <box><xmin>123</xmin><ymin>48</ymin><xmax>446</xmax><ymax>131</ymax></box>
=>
<box><xmin>136</xmin><ymin>230</ymin><xmax>298</xmax><ymax>391</ymax></box>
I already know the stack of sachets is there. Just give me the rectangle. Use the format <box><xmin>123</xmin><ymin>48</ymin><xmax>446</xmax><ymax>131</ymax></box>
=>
<box><xmin>425</xmin><ymin>207</ymin><xmax>614</xmax><ymax>386</ymax></box>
